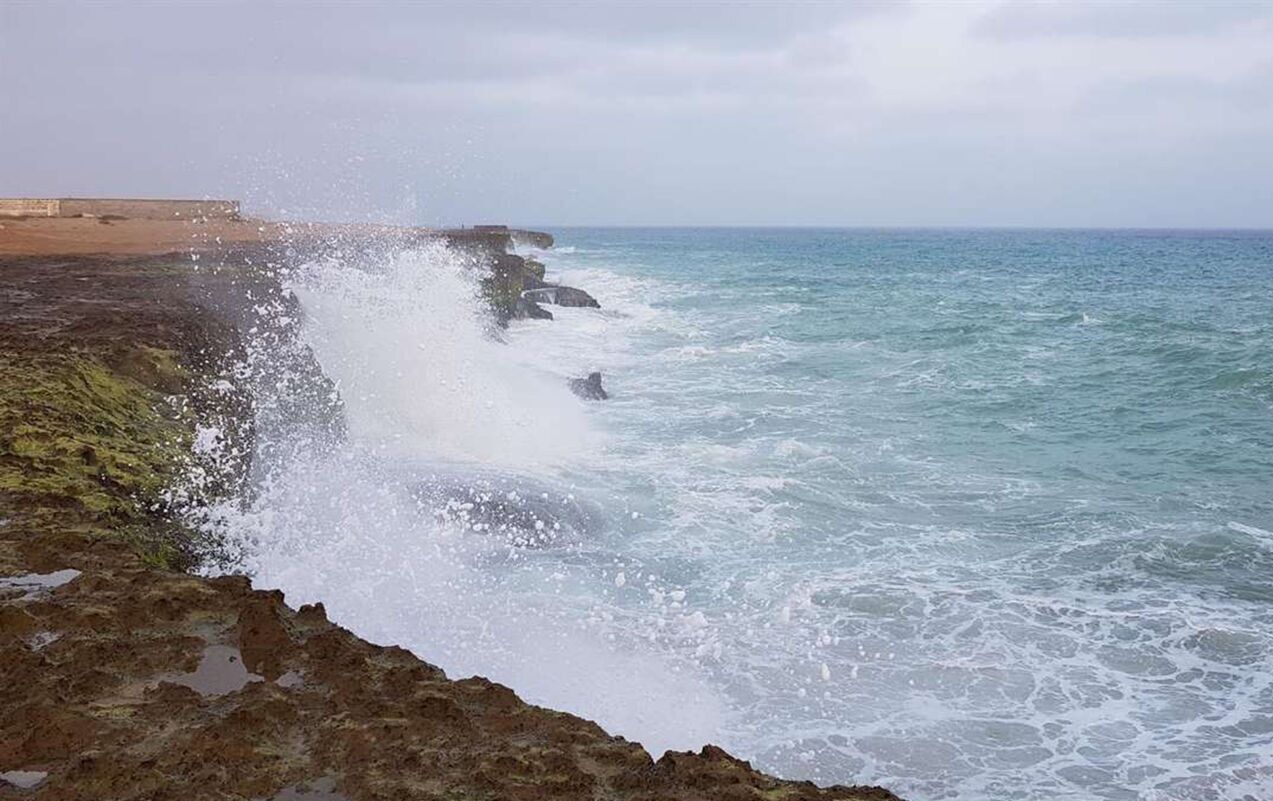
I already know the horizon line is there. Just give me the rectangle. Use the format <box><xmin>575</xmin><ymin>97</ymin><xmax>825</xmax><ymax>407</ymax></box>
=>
<box><xmin>507</xmin><ymin>223</ymin><xmax>1273</xmax><ymax>233</ymax></box>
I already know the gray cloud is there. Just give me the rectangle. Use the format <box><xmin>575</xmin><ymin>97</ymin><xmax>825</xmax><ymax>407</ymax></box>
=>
<box><xmin>973</xmin><ymin>1</ymin><xmax>1273</xmax><ymax>39</ymax></box>
<box><xmin>2</xmin><ymin>1</ymin><xmax>1270</xmax><ymax>227</ymax></box>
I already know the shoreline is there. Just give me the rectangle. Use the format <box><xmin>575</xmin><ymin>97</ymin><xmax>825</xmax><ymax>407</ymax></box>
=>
<box><xmin>0</xmin><ymin>217</ymin><xmax>901</xmax><ymax>800</ymax></box>
<box><xmin>0</xmin><ymin>215</ymin><xmax>550</xmax><ymax>257</ymax></box>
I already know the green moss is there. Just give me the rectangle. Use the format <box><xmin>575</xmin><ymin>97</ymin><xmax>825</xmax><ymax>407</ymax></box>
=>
<box><xmin>116</xmin><ymin>345</ymin><xmax>190</xmax><ymax>394</ymax></box>
<box><xmin>0</xmin><ymin>350</ymin><xmax>194</xmax><ymax>566</ymax></box>
<box><xmin>479</xmin><ymin>256</ymin><xmax>540</xmax><ymax>323</ymax></box>
<box><xmin>481</xmin><ymin>273</ymin><xmax>523</xmax><ymax>321</ymax></box>
<box><xmin>523</xmin><ymin>258</ymin><xmax>546</xmax><ymax>281</ymax></box>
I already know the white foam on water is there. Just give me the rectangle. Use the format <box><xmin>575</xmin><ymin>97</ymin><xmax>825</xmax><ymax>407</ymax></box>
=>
<box><xmin>491</xmin><ymin>247</ymin><xmax>1273</xmax><ymax>801</ymax></box>
<box><xmin>501</xmin><ymin>262</ymin><xmax>697</xmax><ymax>379</ymax></box>
<box><xmin>1228</xmin><ymin>520</ymin><xmax>1273</xmax><ymax>541</ymax></box>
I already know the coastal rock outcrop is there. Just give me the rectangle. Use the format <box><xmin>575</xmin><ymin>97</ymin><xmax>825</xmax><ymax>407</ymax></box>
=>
<box><xmin>476</xmin><ymin>249</ymin><xmax>599</xmax><ymax>323</ymax></box>
<box><xmin>524</xmin><ymin>285</ymin><xmax>602</xmax><ymax>308</ymax></box>
<box><xmin>552</xmin><ymin>285</ymin><xmax>602</xmax><ymax>308</ymax></box>
<box><xmin>515</xmin><ymin>296</ymin><xmax>554</xmax><ymax>320</ymax></box>
<box><xmin>0</xmin><ymin>217</ymin><xmax>901</xmax><ymax>801</ymax></box>
<box><xmin>524</xmin><ymin>257</ymin><xmax>547</xmax><ymax>281</ymax></box>
<box><xmin>569</xmin><ymin>371</ymin><xmax>610</xmax><ymax>400</ymax></box>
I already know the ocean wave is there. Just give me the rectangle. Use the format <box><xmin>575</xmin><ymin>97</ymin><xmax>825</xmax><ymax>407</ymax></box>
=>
<box><xmin>218</xmin><ymin>228</ymin><xmax>1273</xmax><ymax>801</ymax></box>
<box><xmin>291</xmin><ymin>244</ymin><xmax>596</xmax><ymax>468</ymax></box>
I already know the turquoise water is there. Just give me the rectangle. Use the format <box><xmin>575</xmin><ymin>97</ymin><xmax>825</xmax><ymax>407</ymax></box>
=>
<box><xmin>235</xmin><ymin>228</ymin><xmax>1273</xmax><ymax>801</ymax></box>
<box><xmin>526</xmin><ymin>229</ymin><xmax>1273</xmax><ymax>799</ymax></box>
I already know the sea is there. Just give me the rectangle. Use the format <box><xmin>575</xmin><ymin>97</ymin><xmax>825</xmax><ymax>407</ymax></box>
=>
<box><xmin>217</xmin><ymin>228</ymin><xmax>1273</xmax><ymax>801</ymax></box>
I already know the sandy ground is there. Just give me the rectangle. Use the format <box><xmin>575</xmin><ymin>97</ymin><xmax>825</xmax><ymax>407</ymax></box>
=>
<box><xmin>0</xmin><ymin>217</ymin><xmax>474</xmax><ymax>257</ymax></box>
<box><xmin>0</xmin><ymin>217</ymin><xmax>282</xmax><ymax>256</ymax></box>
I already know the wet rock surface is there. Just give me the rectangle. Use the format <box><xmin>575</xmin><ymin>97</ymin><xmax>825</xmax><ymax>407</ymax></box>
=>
<box><xmin>0</xmin><ymin>561</ymin><xmax>901</xmax><ymax>801</ymax></box>
<box><xmin>0</xmin><ymin>570</ymin><xmax>81</xmax><ymax>602</ymax></box>
<box><xmin>255</xmin><ymin>775</ymin><xmax>348</xmax><ymax>801</ymax></box>
<box><xmin>0</xmin><ymin>225</ymin><xmax>901</xmax><ymax>801</ymax></box>
<box><xmin>0</xmin><ymin>771</ymin><xmax>48</xmax><ymax>790</ymax></box>
<box><xmin>480</xmin><ymin>250</ymin><xmax>600</xmax><ymax>323</ymax></box>
<box><xmin>514</xmin><ymin>296</ymin><xmax>553</xmax><ymax>320</ymax></box>
<box><xmin>570</xmin><ymin>371</ymin><xmax>610</xmax><ymax>401</ymax></box>
<box><xmin>523</xmin><ymin>285</ymin><xmax>602</xmax><ymax>308</ymax></box>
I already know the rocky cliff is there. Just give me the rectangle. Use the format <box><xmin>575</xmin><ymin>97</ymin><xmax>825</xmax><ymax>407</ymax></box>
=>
<box><xmin>0</xmin><ymin>218</ymin><xmax>901</xmax><ymax>801</ymax></box>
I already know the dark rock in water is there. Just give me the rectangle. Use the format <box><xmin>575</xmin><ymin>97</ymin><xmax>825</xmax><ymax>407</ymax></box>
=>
<box><xmin>553</xmin><ymin>286</ymin><xmax>601</xmax><ymax>308</ymax></box>
<box><xmin>482</xmin><ymin>253</ymin><xmax>558</xmax><ymax>324</ymax></box>
<box><xmin>514</xmin><ymin>297</ymin><xmax>553</xmax><ymax>320</ymax></box>
<box><xmin>522</xmin><ymin>285</ymin><xmax>601</xmax><ymax>309</ymax></box>
<box><xmin>569</xmin><ymin>372</ymin><xmax>609</xmax><ymax>401</ymax></box>
<box><xmin>521</xmin><ymin>288</ymin><xmax>554</xmax><ymax>305</ymax></box>
<box><xmin>479</xmin><ymin>252</ymin><xmax>598</xmax><ymax>323</ymax></box>
<box><xmin>477</xmin><ymin>242</ymin><xmax>597</xmax><ymax>325</ymax></box>
<box><xmin>480</xmin><ymin>253</ymin><xmax>530</xmax><ymax>323</ymax></box>
<box><xmin>524</xmin><ymin>258</ymin><xmax>547</xmax><ymax>281</ymax></box>
<box><xmin>511</xmin><ymin>229</ymin><xmax>554</xmax><ymax>249</ymax></box>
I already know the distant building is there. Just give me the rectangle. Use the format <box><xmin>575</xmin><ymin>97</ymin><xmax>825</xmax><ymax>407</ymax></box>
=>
<box><xmin>0</xmin><ymin>197</ymin><xmax>240</xmax><ymax>220</ymax></box>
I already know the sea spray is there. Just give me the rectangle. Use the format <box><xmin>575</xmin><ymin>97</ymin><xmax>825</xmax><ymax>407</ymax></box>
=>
<box><xmin>290</xmin><ymin>242</ymin><xmax>594</xmax><ymax>467</ymax></box>
<box><xmin>213</xmin><ymin>240</ymin><xmax>727</xmax><ymax>756</ymax></box>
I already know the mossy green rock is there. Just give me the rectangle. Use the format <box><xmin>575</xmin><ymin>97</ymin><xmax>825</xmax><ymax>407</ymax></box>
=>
<box><xmin>0</xmin><ymin>351</ymin><xmax>187</xmax><ymax>518</ymax></box>
<box><xmin>0</xmin><ymin>255</ymin><xmax>256</xmax><ymax>569</ymax></box>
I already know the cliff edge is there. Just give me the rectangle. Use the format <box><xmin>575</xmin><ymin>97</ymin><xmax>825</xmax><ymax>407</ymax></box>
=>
<box><xmin>0</xmin><ymin>217</ymin><xmax>901</xmax><ymax>801</ymax></box>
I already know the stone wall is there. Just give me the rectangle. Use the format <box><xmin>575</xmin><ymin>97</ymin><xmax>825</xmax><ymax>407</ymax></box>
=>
<box><xmin>58</xmin><ymin>198</ymin><xmax>240</xmax><ymax>219</ymax></box>
<box><xmin>0</xmin><ymin>198</ymin><xmax>239</xmax><ymax>219</ymax></box>
<box><xmin>0</xmin><ymin>198</ymin><xmax>61</xmax><ymax>217</ymax></box>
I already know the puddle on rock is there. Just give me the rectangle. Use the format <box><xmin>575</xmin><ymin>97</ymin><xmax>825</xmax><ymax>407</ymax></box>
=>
<box><xmin>0</xmin><ymin>770</ymin><xmax>48</xmax><ymax>789</ymax></box>
<box><xmin>27</xmin><ymin>631</ymin><xmax>61</xmax><ymax>651</ymax></box>
<box><xmin>167</xmin><ymin>645</ymin><xmax>264</xmax><ymax>696</ymax></box>
<box><xmin>258</xmin><ymin>776</ymin><xmax>348</xmax><ymax>801</ymax></box>
<box><xmin>0</xmin><ymin>569</ymin><xmax>81</xmax><ymax>601</ymax></box>
<box><xmin>276</xmin><ymin>670</ymin><xmax>305</xmax><ymax>689</ymax></box>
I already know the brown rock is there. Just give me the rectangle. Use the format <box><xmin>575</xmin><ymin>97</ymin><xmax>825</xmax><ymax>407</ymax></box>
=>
<box><xmin>238</xmin><ymin>593</ymin><xmax>294</xmax><ymax>680</ymax></box>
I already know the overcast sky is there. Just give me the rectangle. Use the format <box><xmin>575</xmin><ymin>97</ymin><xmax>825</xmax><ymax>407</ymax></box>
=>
<box><xmin>3</xmin><ymin>1</ymin><xmax>1272</xmax><ymax>227</ymax></box>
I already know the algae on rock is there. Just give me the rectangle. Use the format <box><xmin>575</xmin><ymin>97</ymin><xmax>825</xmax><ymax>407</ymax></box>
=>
<box><xmin>0</xmin><ymin>351</ymin><xmax>199</xmax><ymax>567</ymax></box>
<box><xmin>0</xmin><ymin>256</ymin><xmax>258</xmax><ymax>570</ymax></box>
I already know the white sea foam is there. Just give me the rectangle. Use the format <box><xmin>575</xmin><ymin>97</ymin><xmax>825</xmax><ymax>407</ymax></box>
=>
<box><xmin>1227</xmin><ymin>520</ymin><xmax>1273</xmax><ymax>540</ymax></box>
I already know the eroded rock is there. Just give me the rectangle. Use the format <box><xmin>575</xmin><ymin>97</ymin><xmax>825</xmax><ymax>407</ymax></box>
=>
<box><xmin>514</xmin><ymin>296</ymin><xmax>553</xmax><ymax>320</ymax></box>
<box><xmin>523</xmin><ymin>285</ymin><xmax>601</xmax><ymax>308</ymax></box>
<box><xmin>569</xmin><ymin>372</ymin><xmax>609</xmax><ymax>401</ymax></box>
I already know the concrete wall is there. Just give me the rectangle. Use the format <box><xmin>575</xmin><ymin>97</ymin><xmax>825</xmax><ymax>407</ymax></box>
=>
<box><xmin>58</xmin><ymin>198</ymin><xmax>240</xmax><ymax>220</ymax></box>
<box><xmin>0</xmin><ymin>198</ymin><xmax>239</xmax><ymax>219</ymax></box>
<box><xmin>0</xmin><ymin>198</ymin><xmax>61</xmax><ymax>217</ymax></box>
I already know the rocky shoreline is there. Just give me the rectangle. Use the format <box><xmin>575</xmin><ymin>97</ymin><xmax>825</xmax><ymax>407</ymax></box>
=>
<box><xmin>0</xmin><ymin>216</ymin><xmax>901</xmax><ymax>800</ymax></box>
